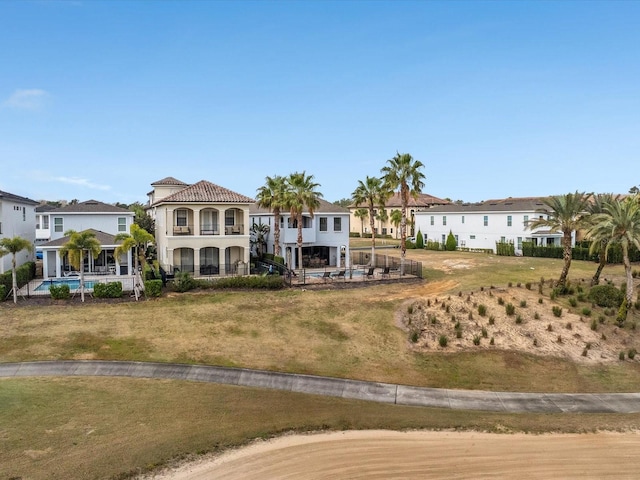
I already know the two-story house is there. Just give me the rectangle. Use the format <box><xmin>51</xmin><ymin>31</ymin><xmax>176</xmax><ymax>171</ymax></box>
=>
<box><xmin>35</xmin><ymin>204</ymin><xmax>56</xmax><ymax>245</ymax></box>
<box><xmin>413</xmin><ymin>197</ymin><xmax>564</xmax><ymax>254</ymax></box>
<box><xmin>349</xmin><ymin>192</ymin><xmax>450</xmax><ymax>237</ymax></box>
<box><xmin>0</xmin><ymin>189</ymin><xmax>38</xmax><ymax>274</ymax></box>
<box><xmin>250</xmin><ymin>199</ymin><xmax>351</xmax><ymax>270</ymax></box>
<box><xmin>147</xmin><ymin>177</ymin><xmax>255</xmax><ymax>276</ymax></box>
<box><xmin>39</xmin><ymin>200</ymin><xmax>135</xmax><ymax>277</ymax></box>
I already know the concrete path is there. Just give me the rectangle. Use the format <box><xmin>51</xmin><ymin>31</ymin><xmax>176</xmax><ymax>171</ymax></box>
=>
<box><xmin>2</xmin><ymin>360</ymin><xmax>639</xmax><ymax>413</ymax></box>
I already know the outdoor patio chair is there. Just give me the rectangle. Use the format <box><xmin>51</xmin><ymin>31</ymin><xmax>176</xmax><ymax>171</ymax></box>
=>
<box><xmin>381</xmin><ymin>267</ymin><xmax>391</xmax><ymax>279</ymax></box>
<box><xmin>333</xmin><ymin>270</ymin><xmax>346</xmax><ymax>281</ymax></box>
<box><xmin>365</xmin><ymin>267</ymin><xmax>375</xmax><ymax>279</ymax></box>
<box><xmin>321</xmin><ymin>271</ymin><xmax>333</xmax><ymax>282</ymax></box>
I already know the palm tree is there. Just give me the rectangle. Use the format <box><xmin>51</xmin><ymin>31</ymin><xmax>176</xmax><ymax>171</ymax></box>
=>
<box><xmin>390</xmin><ymin>209</ymin><xmax>402</xmax><ymax>239</ymax></box>
<box><xmin>381</xmin><ymin>152</ymin><xmax>426</xmax><ymax>275</ymax></box>
<box><xmin>285</xmin><ymin>171</ymin><xmax>322</xmax><ymax>270</ymax></box>
<box><xmin>526</xmin><ymin>191</ymin><xmax>590</xmax><ymax>288</ymax></box>
<box><xmin>352</xmin><ymin>176</ymin><xmax>390</xmax><ymax>265</ymax></box>
<box><xmin>115</xmin><ymin>224</ymin><xmax>155</xmax><ymax>276</ymax></box>
<box><xmin>586</xmin><ymin>193</ymin><xmax>619</xmax><ymax>286</ymax></box>
<box><xmin>250</xmin><ymin>222</ymin><xmax>270</xmax><ymax>258</ymax></box>
<box><xmin>59</xmin><ymin>230</ymin><xmax>102</xmax><ymax>302</ymax></box>
<box><xmin>585</xmin><ymin>195</ymin><xmax>640</xmax><ymax>324</ymax></box>
<box><xmin>354</xmin><ymin>208</ymin><xmax>369</xmax><ymax>236</ymax></box>
<box><xmin>256</xmin><ymin>175</ymin><xmax>288</xmax><ymax>258</ymax></box>
<box><xmin>0</xmin><ymin>236</ymin><xmax>33</xmax><ymax>304</ymax></box>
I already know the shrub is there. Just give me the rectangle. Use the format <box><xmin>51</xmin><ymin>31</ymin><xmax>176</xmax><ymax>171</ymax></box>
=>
<box><xmin>520</xmin><ymin>300</ymin><xmax>527</xmax><ymax>308</ymax></box>
<box><xmin>547</xmin><ymin>324</ymin><xmax>553</xmax><ymax>332</ymax></box>
<box><xmin>505</xmin><ymin>303</ymin><xmax>515</xmax><ymax>316</ymax></box>
<box><xmin>552</xmin><ymin>306</ymin><xmax>563</xmax><ymax>317</ymax></box>
<box><xmin>0</xmin><ymin>284</ymin><xmax>5</xmax><ymax>301</ymax></box>
<box><xmin>439</xmin><ymin>335</ymin><xmax>448</xmax><ymax>347</ymax></box>
<box><xmin>473</xmin><ymin>335</ymin><xmax>481</xmax><ymax>345</ymax></box>
<box><xmin>497</xmin><ymin>297</ymin><xmax>504</xmax><ymax>306</ymax></box>
<box><xmin>144</xmin><ymin>279</ymin><xmax>163</xmax><ymax>297</ymax></box>
<box><xmin>577</xmin><ymin>293</ymin><xmax>587</xmax><ymax>302</ymax></box>
<box><xmin>565</xmin><ymin>322</ymin><xmax>572</xmax><ymax>330</ymax></box>
<box><xmin>488</xmin><ymin>316</ymin><xmax>495</xmax><ymax>325</ymax></box>
<box><xmin>416</xmin><ymin>230</ymin><xmax>424</xmax><ymax>249</ymax></box>
<box><xmin>410</xmin><ymin>331</ymin><xmax>420</xmax><ymax>343</ymax></box>
<box><xmin>534</xmin><ymin>312</ymin><xmax>540</xmax><ymax>319</ymax></box>
<box><xmin>456</xmin><ymin>329</ymin><xmax>462</xmax><ymax>339</ymax></box>
<box><xmin>407</xmin><ymin>305</ymin><xmax>414</xmax><ymax>314</ymax></box>
<box><xmin>93</xmin><ymin>281</ymin><xmax>123</xmax><ymax>298</ymax></box>
<box><xmin>619</xmin><ymin>351</ymin><xmax>626</xmax><ymax>361</ymax></box>
<box><xmin>588</xmin><ymin>285</ymin><xmax>624</xmax><ymax>308</ymax></box>
<box><xmin>581</xmin><ymin>307</ymin><xmax>592</xmax><ymax>317</ymax></box>
<box><xmin>490</xmin><ymin>337</ymin><xmax>495</xmax><ymax>345</ymax></box>
<box><xmin>49</xmin><ymin>284</ymin><xmax>70</xmax><ymax>300</ymax></box>
<box><xmin>515</xmin><ymin>315</ymin><xmax>523</xmax><ymax>324</ymax></box>
<box><xmin>591</xmin><ymin>319</ymin><xmax>598</xmax><ymax>331</ymax></box>
<box><xmin>445</xmin><ymin>231</ymin><xmax>457</xmax><ymax>251</ymax></box>
<box><xmin>569</xmin><ymin>297</ymin><xmax>577</xmax><ymax>307</ymax></box>
<box><xmin>598</xmin><ymin>315</ymin><xmax>606</xmax><ymax>324</ymax></box>
<box><xmin>478</xmin><ymin>304</ymin><xmax>487</xmax><ymax>316</ymax></box>
<box><xmin>525</xmin><ymin>282</ymin><xmax>532</xmax><ymax>290</ymax></box>
<box><xmin>172</xmin><ymin>272</ymin><xmax>197</xmax><ymax>292</ymax></box>
<box><xmin>582</xmin><ymin>348</ymin><xmax>588</xmax><ymax>357</ymax></box>
<box><xmin>481</xmin><ymin>326</ymin><xmax>488</xmax><ymax>338</ymax></box>
<box><xmin>538</xmin><ymin>298</ymin><xmax>543</xmax><ymax>304</ymax></box>
<box><xmin>629</xmin><ymin>348</ymin><xmax>637</xmax><ymax>360</ymax></box>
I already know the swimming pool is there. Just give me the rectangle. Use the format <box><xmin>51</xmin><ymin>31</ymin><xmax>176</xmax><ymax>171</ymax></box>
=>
<box><xmin>35</xmin><ymin>279</ymin><xmax>96</xmax><ymax>292</ymax></box>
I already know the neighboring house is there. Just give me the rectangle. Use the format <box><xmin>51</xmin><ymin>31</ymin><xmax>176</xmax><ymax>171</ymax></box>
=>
<box><xmin>35</xmin><ymin>204</ymin><xmax>56</xmax><ymax>244</ymax></box>
<box><xmin>39</xmin><ymin>200</ymin><xmax>135</xmax><ymax>278</ymax></box>
<box><xmin>349</xmin><ymin>192</ymin><xmax>450</xmax><ymax>237</ymax></box>
<box><xmin>147</xmin><ymin>177</ymin><xmax>255</xmax><ymax>276</ymax></box>
<box><xmin>250</xmin><ymin>198</ymin><xmax>351</xmax><ymax>270</ymax></box>
<box><xmin>413</xmin><ymin>197</ymin><xmax>565</xmax><ymax>254</ymax></box>
<box><xmin>0</xmin><ymin>190</ymin><xmax>38</xmax><ymax>274</ymax></box>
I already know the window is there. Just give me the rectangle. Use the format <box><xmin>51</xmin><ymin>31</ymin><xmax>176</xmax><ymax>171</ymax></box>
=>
<box><xmin>523</xmin><ymin>215</ymin><xmax>529</xmax><ymax>226</ymax></box>
<box><xmin>470</xmin><ymin>235</ymin><xmax>476</xmax><ymax>240</ymax></box>
<box><xmin>441</xmin><ymin>234</ymin><xmax>446</xmax><ymax>244</ymax></box>
<box><xmin>462</xmin><ymin>215</ymin><xmax>465</xmax><ymax>224</ymax></box>
<box><xmin>430</xmin><ymin>216</ymin><xmax>434</xmax><ymax>226</ymax></box>
<box><xmin>23</xmin><ymin>207</ymin><xmax>26</xmax><ymax>221</ymax></box>
<box><xmin>118</xmin><ymin>217</ymin><xmax>127</xmax><ymax>232</ymax></box>
<box><xmin>381</xmin><ymin>227</ymin><xmax>387</xmax><ymax>235</ymax></box>
<box><xmin>177</xmin><ymin>209</ymin><xmax>188</xmax><ymax>226</ymax></box>
<box><xmin>54</xmin><ymin>217</ymin><xmax>63</xmax><ymax>233</ymax></box>
<box><xmin>455</xmin><ymin>235</ymin><xmax>459</xmax><ymax>244</ymax></box>
<box><xmin>320</xmin><ymin>217</ymin><xmax>328</xmax><ymax>231</ymax></box>
<box><xmin>334</xmin><ymin>217</ymin><xmax>341</xmax><ymax>232</ymax></box>
<box><xmin>483</xmin><ymin>215</ymin><xmax>488</xmax><ymax>226</ymax></box>
<box><xmin>517</xmin><ymin>237</ymin><xmax>523</xmax><ymax>250</ymax></box>
<box><xmin>501</xmin><ymin>236</ymin><xmax>506</xmax><ymax>243</ymax></box>
<box><xmin>225</xmin><ymin>210</ymin><xmax>235</xmax><ymax>226</ymax></box>
<box><xmin>507</xmin><ymin>215</ymin><xmax>512</xmax><ymax>227</ymax></box>
<box><xmin>43</xmin><ymin>216</ymin><xmax>49</xmax><ymax>229</ymax></box>
<box><xmin>443</xmin><ymin>216</ymin><xmax>447</xmax><ymax>226</ymax></box>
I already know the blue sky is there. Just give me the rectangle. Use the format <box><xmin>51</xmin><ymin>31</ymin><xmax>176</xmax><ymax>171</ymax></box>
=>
<box><xmin>1</xmin><ymin>0</ymin><xmax>639</xmax><ymax>205</ymax></box>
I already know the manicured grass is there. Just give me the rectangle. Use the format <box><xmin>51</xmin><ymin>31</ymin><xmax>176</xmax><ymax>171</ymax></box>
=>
<box><xmin>3</xmin><ymin>377</ymin><xmax>640</xmax><ymax>480</ymax></box>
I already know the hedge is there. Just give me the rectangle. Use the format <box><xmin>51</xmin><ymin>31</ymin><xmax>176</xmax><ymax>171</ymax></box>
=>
<box><xmin>522</xmin><ymin>241</ymin><xmax>640</xmax><ymax>263</ymax></box>
<box><xmin>50</xmin><ymin>284</ymin><xmax>71</xmax><ymax>300</ymax></box>
<box><xmin>588</xmin><ymin>285</ymin><xmax>625</xmax><ymax>308</ymax></box>
<box><xmin>0</xmin><ymin>284</ymin><xmax>6</xmax><ymax>301</ymax></box>
<box><xmin>93</xmin><ymin>281</ymin><xmax>123</xmax><ymax>298</ymax></box>
<box><xmin>144</xmin><ymin>279</ymin><xmax>163</xmax><ymax>297</ymax></box>
<box><xmin>0</xmin><ymin>261</ymin><xmax>36</xmax><ymax>293</ymax></box>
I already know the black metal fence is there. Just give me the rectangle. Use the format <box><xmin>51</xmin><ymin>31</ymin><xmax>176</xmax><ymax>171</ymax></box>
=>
<box><xmin>351</xmin><ymin>251</ymin><xmax>423</xmax><ymax>278</ymax></box>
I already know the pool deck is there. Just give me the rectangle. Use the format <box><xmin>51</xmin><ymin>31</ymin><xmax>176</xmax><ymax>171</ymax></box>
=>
<box><xmin>20</xmin><ymin>275</ymin><xmax>137</xmax><ymax>297</ymax></box>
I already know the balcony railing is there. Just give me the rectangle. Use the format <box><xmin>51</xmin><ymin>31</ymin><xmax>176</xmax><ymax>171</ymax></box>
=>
<box><xmin>200</xmin><ymin>224</ymin><xmax>220</xmax><ymax>235</ymax></box>
<box><xmin>172</xmin><ymin>224</ymin><xmax>193</xmax><ymax>235</ymax></box>
<box><xmin>224</xmin><ymin>224</ymin><xmax>245</xmax><ymax>235</ymax></box>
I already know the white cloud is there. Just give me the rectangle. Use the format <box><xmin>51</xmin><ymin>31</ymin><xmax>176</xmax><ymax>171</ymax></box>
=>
<box><xmin>53</xmin><ymin>176</ymin><xmax>112</xmax><ymax>191</ymax></box>
<box><xmin>3</xmin><ymin>89</ymin><xmax>49</xmax><ymax>110</ymax></box>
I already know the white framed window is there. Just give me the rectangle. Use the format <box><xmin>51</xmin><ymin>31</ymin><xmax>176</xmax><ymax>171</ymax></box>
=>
<box><xmin>517</xmin><ymin>237</ymin><xmax>523</xmax><ymax>250</ymax></box>
<box><xmin>462</xmin><ymin>215</ymin><xmax>465</xmax><ymax>224</ymax></box>
<box><xmin>470</xmin><ymin>235</ymin><xmax>476</xmax><ymax>240</ymax></box>
<box><xmin>54</xmin><ymin>217</ymin><xmax>63</xmax><ymax>233</ymax></box>
<box><xmin>118</xmin><ymin>217</ymin><xmax>127</xmax><ymax>232</ymax></box>
<box><xmin>177</xmin><ymin>209</ymin><xmax>188</xmax><ymax>226</ymax></box>
<box><xmin>483</xmin><ymin>215</ymin><xmax>488</xmax><ymax>226</ymax></box>
<box><xmin>443</xmin><ymin>216</ymin><xmax>447</xmax><ymax>226</ymax></box>
<box><xmin>507</xmin><ymin>215</ymin><xmax>512</xmax><ymax>227</ymax></box>
<box><xmin>523</xmin><ymin>215</ymin><xmax>529</xmax><ymax>226</ymax></box>
<box><xmin>333</xmin><ymin>217</ymin><xmax>341</xmax><ymax>232</ymax></box>
<box><xmin>320</xmin><ymin>217</ymin><xmax>328</xmax><ymax>231</ymax></box>
<box><xmin>225</xmin><ymin>210</ymin><xmax>235</xmax><ymax>226</ymax></box>
<box><xmin>43</xmin><ymin>216</ymin><xmax>49</xmax><ymax>229</ymax></box>
<box><xmin>430</xmin><ymin>216</ymin><xmax>434</xmax><ymax>226</ymax></box>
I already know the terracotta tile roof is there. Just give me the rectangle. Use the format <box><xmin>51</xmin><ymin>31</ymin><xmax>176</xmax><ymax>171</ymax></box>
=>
<box><xmin>153</xmin><ymin>180</ymin><xmax>255</xmax><ymax>205</ymax></box>
<box><xmin>0</xmin><ymin>190</ymin><xmax>38</xmax><ymax>205</ymax></box>
<box><xmin>49</xmin><ymin>200</ymin><xmax>132</xmax><ymax>214</ymax></box>
<box><xmin>350</xmin><ymin>192</ymin><xmax>450</xmax><ymax>209</ymax></box>
<box><xmin>250</xmin><ymin>198</ymin><xmax>349</xmax><ymax>215</ymax></box>
<box><xmin>151</xmin><ymin>176</ymin><xmax>188</xmax><ymax>186</ymax></box>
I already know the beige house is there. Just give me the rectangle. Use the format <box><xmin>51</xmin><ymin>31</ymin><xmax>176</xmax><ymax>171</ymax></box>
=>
<box><xmin>349</xmin><ymin>192</ymin><xmax>450</xmax><ymax>237</ymax></box>
<box><xmin>147</xmin><ymin>177</ymin><xmax>255</xmax><ymax>276</ymax></box>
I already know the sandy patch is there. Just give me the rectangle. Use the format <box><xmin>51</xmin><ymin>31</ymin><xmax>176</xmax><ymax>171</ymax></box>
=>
<box><xmin>139</xmin><ymin>430</ymin><xmax>640</xmax><ymax>479</ymax></box>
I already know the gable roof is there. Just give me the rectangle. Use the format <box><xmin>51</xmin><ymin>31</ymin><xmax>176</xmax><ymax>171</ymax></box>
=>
<box><xmin>0</xmin><ymin>190</ymin><xmax>38</xmax><ymax>205</ymax></box>
<box><xmin>41</xmin><ymin>228</ymin><xmax>122</xmax><ymax>247</ymax></box>
<box><xmin>151</xmin><ymin>180</ymin><xmax>255</xmax><ymax>205</ymax></box>
<box><xmin>49</xmin><ymin>200</ymin><xmax>132</xmax><ymax>214</ymax></box>
<box><xmin>151</xmin><ymin>176</ymin><xmax>189</xmax><ymax>186</ymax></box>
<box><xmin>350</xmin><ymin>192</ymin><xmax>450</xmax><ymax>209</ymax></box>
<box><xmin>250</xmin><ymin>198</ymin><xmax>349</xmax><ymax>215</ymax></box>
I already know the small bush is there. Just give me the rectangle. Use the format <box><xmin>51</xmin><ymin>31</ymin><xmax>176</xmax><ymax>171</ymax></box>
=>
<box><xmin>577</xmin><ymin>293</ymin><xmax>587</xmax><ymax>302</ymax></box>
<box><xmin>565</xmin><ymin>322</ymin><xmax>572</xmax><ymax>330</ymax></box>
<box><xmin>93</xmin><ymin>281</ymin><xmax>123</xmax><ymax>298</ymax></box>
<box><xmin>533</xmin><ymin>338</ymin><xmax>538</xmax><ymax>347</ymax></box>
<box><xmin>490</xmin><ymin>337</ymin><xmax>495</xmax><ymax>345</ymax></box>
<box><xmin>582</xmin><ymin>348</ymin><xmax>588</xmax><ymax>357</ymax></box>
<box><xmin>456</xmin><ymin>329</ymin><xmax>462</xmax><ymax>339</ymax></box>
<box><xmin>49</xmin><ymin>284</ymin><xmax>70</xmax><ymax>300</ymax></box>
<box><xmin>407</xmin><ymin>305</ymin><xmax>414</xmax><ymax>314</ymax></box>
<box><xmin>488</xmin><ymin>316</ymin><xmax>495</xmax><ymax>325</ymax></box>
<box><xmin>0</xmin><ymin>284</ymin><xmax>5</xmax><ymax>301</ymax></box>
<box><xmin>173</xmin><ymin>272</ymin><xmax>197</xmax><ymax>292</ymax></box>
<box><xmin>619</xmin><ymin>351</ymin><xmax>626</xmax><ymax>361</ymax></box>
<box><xmin>590</xmin><ymin>319</ymin><xmax>598</xmax><ymax>331</ymax></box>
<box><xmin>525</xmin><ymin>282</ymin><xmax>532</xmax><ymax>290</ymax></box>
<box><xmin>497</xmin><ymin>297</ymin><xmax>505</xmax><ymax>306</ymax></box>
<box><xmin>144</xmin><ymin>279</ymin><xmax>163</xmax><ymax>297</ymax></box>
<box><xmin>557</xmin><ymin>335</ymin><xmax>563</xmax><ymax>343</ymax></box>
<box><xmin>629</xmin><ymin>348</ymin><xmax>637</xmax><ymax>360</ymax></box>
<box><xmin>538</xmin><ymin>298</ymin><xmax>543</xmax><ymax>304</ymax></box>
<box><xmin>547</xmin><ymin>324</ymin><xmax>553</xmax><ymax>332</ymax></box>
<box><xmin>598</xmin><ymin>315</ymin><xmax>606</xmax><ymax>324</ymax></box>
<box><xmin>439</xmin><ymin>335</ymin><xmax>448</xmax><ymax>347</ymax></box>
<box><xmin>478</xmin><ymin>304</ymin><xmax>487</xmax><ymax>316</ymax></box>
<box><xmin>588</xmin><ymin>285</ymin><xmax>624</xmax><ymax>308</ymax></box>
<box><xmin>481</xmin><ymin>326</ymin><xmax>488</xmax><ymax>338</ymax></box>
<box><xmin>552</xmin><ymin>306</ymin><xmax>563</xmax><ymax>317</ymax></box>
<box><xmin>410</xmin><ymin>331</ymin><xmax>420</xmax><ymax>343</ymax></box>
<box><xmin>520</xmin><ymin>300</ymin><xmax>527</xmax><ymax>308</ymax></box>
<box><xmin>505</xmin><ymin>303</ymin><xmax>515</xmax><ymax>316</ymax></box>
<box><xmin>581</xmin><ymin>307</ymin><xmax>592</xmax><ymax>317</ymax></box>
<box><xmin>473</xmin><ymin>335</ymin><xmax>481</xmax><ymax>345</ymax></box>
<box><xmin>569</xmin><ymin>297</ymin><xmax>578</xmax><ymax>307</ymax></box>
<box><xmin>515</xmin><ymin>315</ymin><xmax>523</xmax><ymax>324</ymax></box>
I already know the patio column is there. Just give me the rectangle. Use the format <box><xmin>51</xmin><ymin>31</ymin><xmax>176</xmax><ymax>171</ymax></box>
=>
<box><xmin>194</xmin><ymin>208</ymin><xmax>201</xmax><ymax>236</ymax></box>
<box><xmin>194</xmin><ymin>248</ymin><xmax>201</xmax><ymax>276</ymax></box>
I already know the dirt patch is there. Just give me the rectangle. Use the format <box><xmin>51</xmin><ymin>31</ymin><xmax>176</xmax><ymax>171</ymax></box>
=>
<box><xmin>399</xmin><ymin>286</ymin><xmax>637</xmax><ymax>365</ymax></box>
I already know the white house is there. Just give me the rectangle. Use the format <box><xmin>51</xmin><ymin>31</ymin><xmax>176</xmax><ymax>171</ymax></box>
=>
<box><xmin>147</xmin><ymin>177</ymin><xmax>255</xmax><ymax>276</ymax></box>
<box><xmin>35</xmin><ymin>204</ymin><xmax>56</xmax><ymax>244</ymax></box>
<box><xmin>250</xmin><ymin>198</ymin><xmax>351</xmax><ymax>270</ymax></box>
<box><xmin>39</xmin><ymin>200</ymin><xmax>135</xmax><ymax>278</ymax></box>
<box><xmin>0</xmin><ymin>190</ymin><xmax>38</xmax><ymax>274</ymax></box>
<box><xmin>413</xmin><ymin>197</ymin><xmax>565</xmax><ymax>254</ymax></box>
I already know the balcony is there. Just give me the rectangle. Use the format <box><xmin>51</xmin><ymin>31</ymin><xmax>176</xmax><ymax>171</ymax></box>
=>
<box><xmin>224</xmin><ymin>224</ymin><xmax>245</xmax><ymax>235</ymax></box>
<box><xmin>200</xmin><ymin>224</ymin><xmax>220</xmax><ymax>235</ymax></box>
<box><xmin>172</xmin><ymin>224</ymin><xmax>193</xmax><ymax>236</ymax></box>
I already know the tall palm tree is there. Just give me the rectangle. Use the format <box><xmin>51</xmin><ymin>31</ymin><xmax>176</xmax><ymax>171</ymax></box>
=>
<box><xmin>354</xmin><ymin>208</ymin><xmax>369</xmax><ymax>236</ymax></box>
<box><xmin>115</xmin><ymin>224</ymin><xmax>155</xmax><ymax>275</ymax></box>
<box><xmin>352</xmin><ymin>176</ymin><xmax>390</xmax><ymax>265</ymax></box>
<box><xmin>586</xmin><ymin>193</ymin><xmax>619</xmax><ymax>286</ymax></box>
<box><xmin>285</xmin><ymin>171</ymin><xmax>322</xmax><ymax>270</ymax></box>
<box><xmin>59</xmin><ymin>230</ymin><xmax>102</xmax><ymax>302</ymax></box>
<box><xmin>381</xmin><ymin>152</ymin><xmax>425</xmax><ymax>275</ymax></box>
<box><xmin>585</xmin><ymin>195</ymin><xmax>640</xmax><ymax>324</ymax></box>
<box><xmin>0</xmin><ymin>236</ymin><xmax>33</xmax><ymax>304</ymax></box>
<box><xmin>526</xmin><ymin>191</ymin><xmax>590</xmax><ymax>288</ymax></box>
<box><xmin>256</xmin><ymin>175</ymin><xmax>288</xmax><ymax>258</ymax></box>
<box><xmin>390</xmin><ymin>209</ymin><xmax>402</xmax><ymax>239</ymax></box>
